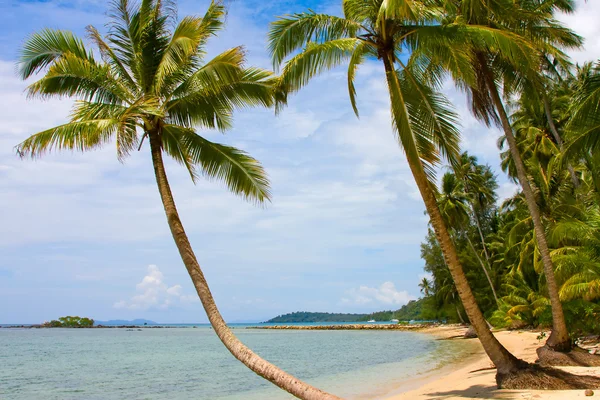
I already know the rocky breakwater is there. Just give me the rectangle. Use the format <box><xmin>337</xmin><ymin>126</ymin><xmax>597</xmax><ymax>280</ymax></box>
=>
<box><xmin>250</xmin><ymin>324</ymin><xmax>428</xmax><ymax>330</ymax></box>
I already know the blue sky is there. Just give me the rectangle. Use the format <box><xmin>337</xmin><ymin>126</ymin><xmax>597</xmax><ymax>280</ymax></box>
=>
<box><xmin>0</xmin><ymin>0</ymin><xmax>598</xmax><ymax>324</ymax></box>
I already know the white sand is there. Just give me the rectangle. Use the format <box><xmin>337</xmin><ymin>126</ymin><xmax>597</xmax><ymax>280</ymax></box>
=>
<box><xmin>385</xmin><ymin>326</ymin><xmax>600</xmax><ymax>400</ymax></box>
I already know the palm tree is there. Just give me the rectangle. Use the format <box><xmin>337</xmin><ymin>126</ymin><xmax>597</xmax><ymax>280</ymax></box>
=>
<box><xmin>15</xmin><ymin>1</ymin><xmax>340</xmax><ymax>399</ymax></box>
<box><xmin>447</xmin><ymin>0</ymin><xmax>582</xmax><ymax>353</ymax></box>
<box><xmin>419</xmin><ymin>277</ymin><xmax>432</xmax><ymax>297</ymax></box>
<box><xmin>566</xmin><ymin>61</ymin><xmax>600</xmax><ymax>158</ymax></box>
<box><xmin>455</xmin><ymin>152</ymin><xmax>497</xmax><ymax>263</ymax></box>
<box><xmin>437</xmin><ymin>172</ymin><xmax>500</xmax><ymax>306</ymax></box>
<box><xmin>268</xmin><ymin>0</ymin><xmax>531</xmax><ymax>383</ymax></box>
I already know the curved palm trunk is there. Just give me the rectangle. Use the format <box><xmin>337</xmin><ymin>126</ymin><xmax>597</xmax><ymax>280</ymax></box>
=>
<box><xmin>541</xmin><ymin>93</ymin><xmax>579</xmax><ymax>188</ymax></box>
<box><xmin>481</xmin><ymin>69</ymin><xmax>571</xmax><ymax>352</ymax></box>
<box><xmin>148</xmin><ymin>132</ymin><xmax>341</xmax><ymax>400</ymax></box>
<box><xmin>381</xmin><ymin>53</ymin><xmax>525</xmax><ymax>378</ymax></box>
<box><xmin>466</xmin><ymin>236</ymin><xmax>500</xmax><ymax>306</ymax></box>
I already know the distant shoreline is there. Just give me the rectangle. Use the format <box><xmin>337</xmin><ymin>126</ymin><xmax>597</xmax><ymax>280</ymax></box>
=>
<box><xmin>0</xmin><ymin>324</ymin><xmax>193</xmax><ymax>329</ymax></box>
<box><xmin>0</xmin><ymin>322</ymin><xmax>434</xmax><ymax>330</ymax></box>
<box><xmin>250</xmin><ymin>323</ymin><xmax>428</xmax><ymax>330</ymax></box>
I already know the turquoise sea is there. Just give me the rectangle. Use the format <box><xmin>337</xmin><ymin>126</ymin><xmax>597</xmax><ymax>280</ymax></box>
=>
<box><xmin>0</xmin><ymin>324</ymin><xmax>476</xmax><ymax>399</ymax></box>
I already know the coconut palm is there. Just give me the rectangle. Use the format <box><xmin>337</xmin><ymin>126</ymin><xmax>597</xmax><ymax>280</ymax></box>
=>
<box><xmin>438</xmin><ymin>171</ymin><xmax>500</xmax><ymax>305</ymax></box>
<box><xmin>455</xmin><ymin>152</ymin><xmax>498</xmax><ymax>264</ymax></box>
<box><xmin>15</xmin><ymin>1</ymin><xmax>340</xmax><ymax>399</ymax></box>
<box><xmin>566</xmin><ymin>61</ymin><xmax>600</xmax><ymax>158</ymax></box>
<box><xmin>445</xmin><ymin>0</ymin><xmax>583</xmax><ymax>353</ymax></box>
<box><xmin>419</xmin><ymin>277</ymin><xmax>433</xmax><ymax>297</ymax></box>
<box><xmin>268</xmin><ymin>0</ymin><xmax>535</xmax><ymax>383</ymax></box>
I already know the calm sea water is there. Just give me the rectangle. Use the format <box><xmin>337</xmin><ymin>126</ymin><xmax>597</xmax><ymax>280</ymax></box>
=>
<box><xmin>0</xmin><ymin>325</ymin><xmax>475</xmax><ymax>399</ymax></box>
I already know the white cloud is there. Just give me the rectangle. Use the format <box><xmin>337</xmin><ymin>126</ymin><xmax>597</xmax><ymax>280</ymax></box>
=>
<box><xmin>113</xmin><ymin>265</ymin><xmax>198</xmax><ymax>311</ymax></box>
<box><xmin>496</xmin><ymin>181</ymin><xmax>520</xmax><ymax>204</ymax></box>
<box><xmin>342</xmin><ymin>281</ymin><xmax>415</xmax><ymax>306</ymax></box>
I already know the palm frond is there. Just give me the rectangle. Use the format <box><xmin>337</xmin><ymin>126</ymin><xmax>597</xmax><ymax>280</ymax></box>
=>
<box><xmin>161</xmin><ymin>124</ymin><xmax>271</xmax><ymax>203</ymax></box>
<box><xmin>26</xmin><ymin>52</ymin><xmax>132</xmax><ymax>104</ymax></box>
<box><xmin>86</xmin><ymin>25</ymin><xmax>138</xmax><ymax>92</ymax></box>
<box><xmin>347</xmin><ymin>41</ymin><xmax>375</xmax><ymax>116</ymax></box>
<box><xmin>268</xmin><ymin>12</ymin><xmax>362</xmax><ymax>69</ymax></box>
<box><xmin>19</xmin><ymin>29</ymin><xmax>92</xmax><ymax>79</ymax></box>
<box><xmin>399</xmin><ymin>64</ymin><xmax>462</xmax><ymax>169</ymax></box>
<box><xmin>167</xmin><ymin>67</ymin><xmax>276</xmax><ymax>130</ymax></box>
<box><xmin>279</xmin><ymin>38</ymin><xmax>361</xmax><ymax>94</ymax></box>
<box><xmin>16</xmin><ymin>119</ymin><xmax>118</xmax><ymax>158</ymax></box>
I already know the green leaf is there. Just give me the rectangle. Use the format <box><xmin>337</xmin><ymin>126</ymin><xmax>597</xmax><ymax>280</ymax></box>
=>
<box><xmin>268</xmin><ymin>11</ymin><xmax>361</xmax><ymax>69</ymax></box>
<box><xmin>161</xmin><ymin>124</ymin><xmax>271</xmax><ymax>203</ymax></box>
<box><xmin>19</xmin><ymin>29</ymin><xmax>92</xmax><ymax>79</ymax></box>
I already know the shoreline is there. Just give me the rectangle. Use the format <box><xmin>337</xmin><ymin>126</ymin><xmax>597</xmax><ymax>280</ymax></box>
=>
<box><xmin>385</xmin><ymin>325</ymin><xmax>600</xmax><ymax>399</ymax></box>
<box><xmin>249</xmin><ymin>323</ymin><xmax>428</xmax><ymax>330</ymax></box>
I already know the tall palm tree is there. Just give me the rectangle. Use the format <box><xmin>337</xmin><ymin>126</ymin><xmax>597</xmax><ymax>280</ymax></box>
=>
<box><xmin>455</xmin><ymin>152</ymin><xmax>497</xmax><ymax>263</ymax></box>
<box><xmin>15</xmin><ymin>1</ymin><xmax>340</xmax><ymax>399</ymax></box>
<box><xmin>446</xmin><ymin>0</ymin><xmax>582</xmax><ymax>353</ymax></box>
<box><xmin>438</xmin><ymin>172</ymin><xmax>500</xmax><ymax>305</ymax></box>
<box><xmin>268</xmin><ymin>0</ymin><xmax>533</xmax><ymax>383</ymax></box>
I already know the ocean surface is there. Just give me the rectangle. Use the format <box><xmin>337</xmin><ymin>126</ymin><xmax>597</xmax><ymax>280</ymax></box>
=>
<box><xmin>0</xmin><ymin>324</ymin><xmax>476</xmax><ymax>399</ymax></box>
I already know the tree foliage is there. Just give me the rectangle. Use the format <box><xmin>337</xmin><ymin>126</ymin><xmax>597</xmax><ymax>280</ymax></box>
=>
<box><xmin>45</xmin><ymin>316</ymin><xmax>95</xmax><ymax>328</ymax></box>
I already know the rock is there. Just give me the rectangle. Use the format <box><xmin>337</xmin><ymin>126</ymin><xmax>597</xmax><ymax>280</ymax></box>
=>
<box><xmin>590</xmin><ymin>348</ymin><xmax>598</xmax><ymax>355</ymax></box>
<box><xmin>464</xmin><ymin>326</ymin><xmax>478</xmax><ymax>339</ymax></box>
<box><xmin>585</xmin><ymin>389</ymin><xmax>594</xmax><ymax>396</ymax></box>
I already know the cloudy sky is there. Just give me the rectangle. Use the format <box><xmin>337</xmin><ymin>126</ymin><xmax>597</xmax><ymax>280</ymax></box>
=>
<box><xmin>0</xmin><ymin>0</ymin><xmax>597</xmax><ymax>324</ymax></box>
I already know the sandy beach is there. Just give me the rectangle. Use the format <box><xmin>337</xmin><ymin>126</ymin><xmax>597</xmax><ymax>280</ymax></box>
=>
<box><xmin>385</xmin><ymin>326</ymin><xmax>600</xmax><ymax>400</ymax></box>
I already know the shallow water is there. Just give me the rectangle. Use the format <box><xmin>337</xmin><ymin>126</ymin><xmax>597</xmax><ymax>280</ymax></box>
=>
<box><xmin>0</xmin><ymin>326</ymin><xmax>475</xmax><ymax>399</ymax></box>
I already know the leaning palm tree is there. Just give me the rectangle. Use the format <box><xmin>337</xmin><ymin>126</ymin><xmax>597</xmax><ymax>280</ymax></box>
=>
<box><xmin>268</xmin><ymin>0</ymin><xmax>539</xmax><ymax>386</ymax></box>
<box><xmin>269</xmin><ymin>0</ymin><xmax>600</xmax><ymax>388</ymax></box>
<box><xmin>446</xmin><ymin>0</ymin><xmax>582</xmax><ymax>355</ymax></box>
<box><xmin>15</xmin><ymin>1</ymin><xmax>339</xmax><ymax>399</ymax></box>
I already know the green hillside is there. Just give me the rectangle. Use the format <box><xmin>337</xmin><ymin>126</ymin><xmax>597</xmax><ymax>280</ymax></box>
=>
<box><xmin>265</xmin><ymin>299</ymin><xmax>429</xmax><ymax>323</ymax></box>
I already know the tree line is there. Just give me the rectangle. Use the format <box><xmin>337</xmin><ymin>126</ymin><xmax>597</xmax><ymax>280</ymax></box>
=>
<box><xmin>15</xmin><ymin>0</ymin><xmax>600</xmax><ymax>398</ymax></box>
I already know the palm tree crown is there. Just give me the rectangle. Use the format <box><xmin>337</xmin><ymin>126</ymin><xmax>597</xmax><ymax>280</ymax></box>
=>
<box><xmin>17</xmin><ymin>0</ymin><xmax>275</xmax><ymax>203</ymax></box>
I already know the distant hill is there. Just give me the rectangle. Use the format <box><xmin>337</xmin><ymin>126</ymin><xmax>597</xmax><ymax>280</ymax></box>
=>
<box><xmin>394</xmin><ymin>299</ymin><xmax>425</xmax><ymax>320</ymax></box>
<box><xmin>265</xmin><ymin>312</ymin><xmax>368</xmax><ymax>323</ymax></box>
<box><xmin>95</xmin><ymin>319</ymin><xmax>157</xmax><ymax>326</ymax></box>
<box><xmin>265</xmin><ymin>299</ymin><xmax>428</xmax><ymax>323</ymax></box>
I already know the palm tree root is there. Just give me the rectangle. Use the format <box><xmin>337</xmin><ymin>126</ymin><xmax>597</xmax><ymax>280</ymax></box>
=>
<box><xmin>537</xmin><ymin>345</ymin><xmax>600</xmax><ymax>367</ymax></box>
<box><xmin>497</xmin><ymin>362</ymin><xmax>600</xmax><ymax>389</ymax></box>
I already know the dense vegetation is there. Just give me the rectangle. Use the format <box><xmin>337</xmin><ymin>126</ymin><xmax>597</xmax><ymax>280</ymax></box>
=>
<box><xmin>266</xmin><ymin>299</ymin><xmax>429</xmax><ymax>323</ymax></box>
<box><xmin>45</xmin><ymin>316</ymin><xmax>95</xmax><ymax>328</ymax></box>
<box><xmin>266</xmin><ymin>312</ymin><xmax>368</xmax><ymax>323</ymax></box>
<box><xmin>419</xmin><ymin>62</ymin><xmax>600</xmax><ymax>336</ymax></box>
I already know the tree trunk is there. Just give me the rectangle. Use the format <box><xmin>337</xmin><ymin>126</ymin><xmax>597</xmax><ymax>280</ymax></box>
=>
<box><xmin>482</xmin><ymin>68</ymin><xmax>571</xmax><ymax>352</ymax></box>
<box><xmin>541</xmin><ymin>93</ymin><xmax>579</xmax><ymax>188</ymax></box>
<box><xmin>381</xmin><ymin>52</ymin><xmax>525</xmax><ymax>377</ymax></box>
<box><xmin>148</xmin><ymin>132</ymin><xmax>341</xmax><ymax>400</ymax></box>
<box><xmin>473</xmin><ymin>209</ymin><xmax>491</xmax><ymax>262</ymax></box>
<box><xmin>460</xmin><ymin>176</ymin><xmax>492</xmax><ymax>263</ymax></box>
<box><xmin>455</xmin><ymin>303</ymin><xmax>466</xmax><ymax>324</ymax></box>
<box><xmin>466</xmin><ymin>236</ymin><xmax>500</xmax><ymax>306</ymax></box>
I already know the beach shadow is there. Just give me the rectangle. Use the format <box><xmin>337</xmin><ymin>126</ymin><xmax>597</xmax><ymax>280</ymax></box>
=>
<box><xmin>427</xmin><ymin>384</ymin><xmax>515</xmax><ymax>399</ymax></box>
